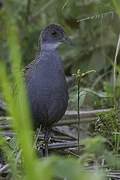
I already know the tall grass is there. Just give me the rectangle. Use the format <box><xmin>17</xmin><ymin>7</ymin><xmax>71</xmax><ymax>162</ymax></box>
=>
<box><xmin>1</xmin><ymin>0</ymin><xmax>120</xmax><ymax>179</ymax></box>
<box><xmin>0</xmin><ymin>5</ymin><xmax>41</xmax><ymax>180</ymax></box>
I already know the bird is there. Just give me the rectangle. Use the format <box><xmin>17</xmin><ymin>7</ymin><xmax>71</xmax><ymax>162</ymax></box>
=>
<box><xmin>24</xmin><ymin>24</ymin><xmax>72</xmax><ymax>156</ymax></box>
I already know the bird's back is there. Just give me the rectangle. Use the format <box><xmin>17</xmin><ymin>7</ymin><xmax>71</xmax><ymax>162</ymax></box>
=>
<box><xmin>25</xmin><ymin>50</ymin><xmax>68</xmax><ymax>129</ymax></box>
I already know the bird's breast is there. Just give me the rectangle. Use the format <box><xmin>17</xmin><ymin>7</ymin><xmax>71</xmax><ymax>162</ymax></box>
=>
<box><xmin>25</xmin><ymin>51</ymin><xmax>68</xmax><ymax>127</ymax></box>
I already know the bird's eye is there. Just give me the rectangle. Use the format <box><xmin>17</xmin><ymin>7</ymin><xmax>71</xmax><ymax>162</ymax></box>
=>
<box><xmin>51</xmin><ymin>31</ymin><xmax>57</xmax><ymax>35</ymax></box>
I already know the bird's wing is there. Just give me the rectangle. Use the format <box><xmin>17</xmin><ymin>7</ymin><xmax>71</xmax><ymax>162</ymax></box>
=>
<box><xmin>24</xmin><ymin>59</ymin><xmax>36</xmax><ymax>75</ymax></box>
<box><xmin>24</xmin><ymin>50</ymin><xmax>41</xmax><ymax>76</ymax></box>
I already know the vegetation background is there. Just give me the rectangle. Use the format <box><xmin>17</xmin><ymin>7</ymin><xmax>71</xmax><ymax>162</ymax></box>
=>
<box><xmin>0</xmin><ymin>0</ymin><xmax>120</xmax><ymax>180</ymax></box>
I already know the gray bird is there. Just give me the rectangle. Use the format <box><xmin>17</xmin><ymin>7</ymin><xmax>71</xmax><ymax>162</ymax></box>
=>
<box><xmin>24</xmin><ymin>24</ymin><xmax>71</xmax><ymax>156</ymax></box>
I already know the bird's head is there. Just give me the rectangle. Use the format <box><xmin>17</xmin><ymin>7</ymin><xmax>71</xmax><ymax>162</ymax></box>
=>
<box><xmin>40</xmin><ymin>24</ymin><xmax>72</xmax><ymax>50</ymax></box>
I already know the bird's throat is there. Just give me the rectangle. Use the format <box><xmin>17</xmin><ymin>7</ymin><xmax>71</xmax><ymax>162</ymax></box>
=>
<box><xmin>41</xmin><ymin>42</ymin><xmax>62</xmax><ymax>51</ymax></box>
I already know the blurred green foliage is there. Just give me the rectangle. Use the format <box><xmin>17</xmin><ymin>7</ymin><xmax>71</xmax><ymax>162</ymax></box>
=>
<box><xmin>69</xmin><ymin>87</ymin><xmax>113</xmax><ymax>109</ymax></box>
<box><xmin>83</xmin><ymin>136</ymin><xmax>106</xmax><ymax>158</ymax></box>
<box><xmin>0</xmin><ymin>0</ymin><xmax>120</xmax><ymax>179</ymax></box>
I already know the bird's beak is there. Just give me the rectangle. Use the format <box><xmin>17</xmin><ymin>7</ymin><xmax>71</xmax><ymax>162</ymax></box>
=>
<box><xmin>63</xmin><ymin>33</ymin><xmax>72</xmax><ymax>45</ymax></box>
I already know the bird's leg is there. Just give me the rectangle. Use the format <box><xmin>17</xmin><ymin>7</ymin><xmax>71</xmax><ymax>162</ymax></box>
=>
<box><xmin>44</xmin><ymin>130</ymin><xmax>49</xmax><ymax>157</ymax></box>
